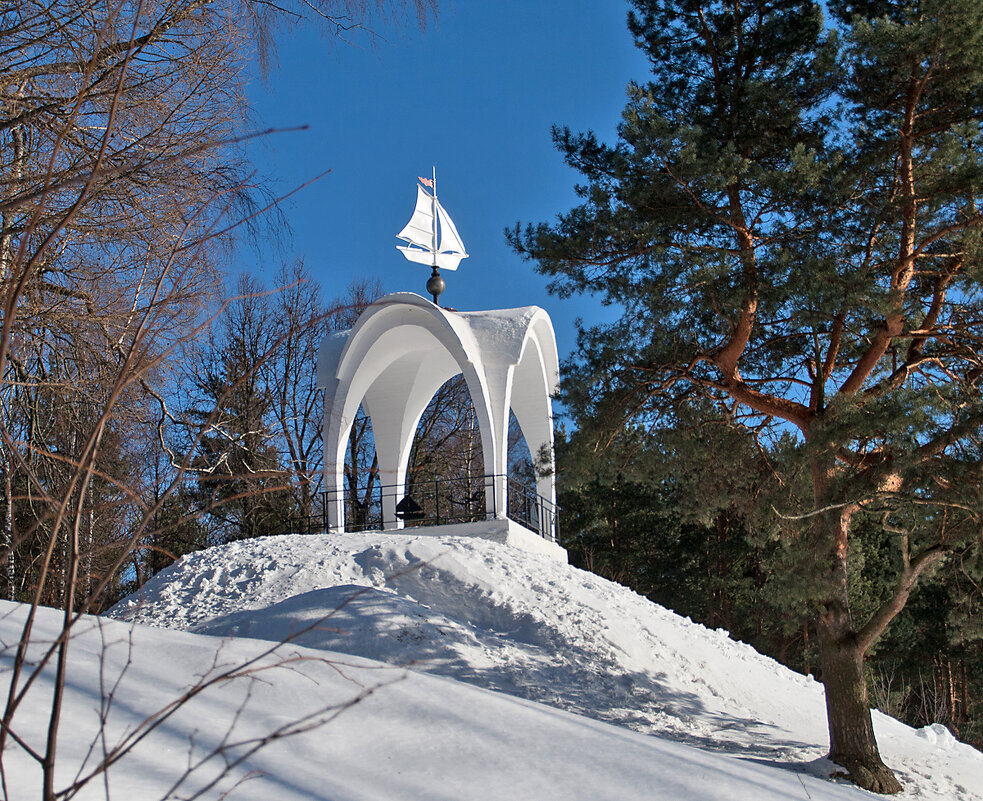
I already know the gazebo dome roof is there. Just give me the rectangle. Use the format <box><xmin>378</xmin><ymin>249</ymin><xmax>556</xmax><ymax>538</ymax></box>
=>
<box><xmin>317</xmin><ymin>292</ymin><xmax>558</xmax><ymax>394</ymax></box>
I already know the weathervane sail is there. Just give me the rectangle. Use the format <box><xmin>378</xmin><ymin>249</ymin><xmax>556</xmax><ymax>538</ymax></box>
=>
<box><xmin>396</xmin><ymin>168</ymin><xmax>468</xmax><ymax>304</ymax></box>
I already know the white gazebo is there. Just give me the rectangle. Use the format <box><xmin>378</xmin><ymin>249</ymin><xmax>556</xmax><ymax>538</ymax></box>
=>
<box><xmin>317</xmin><ymin>292</ymin><xmax>565</xmax><ymax>560</ymax></box>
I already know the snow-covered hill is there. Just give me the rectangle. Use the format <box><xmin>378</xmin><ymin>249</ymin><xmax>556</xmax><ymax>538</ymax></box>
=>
<box><xmin>104</xmin><ymin>531</ymin><xmax>983</xmax><ymax>800</ymax></box>
<box><xmin>0</xmin><ymin>600</ymin><xmax>870</xmax><ymax>801</ymax></box>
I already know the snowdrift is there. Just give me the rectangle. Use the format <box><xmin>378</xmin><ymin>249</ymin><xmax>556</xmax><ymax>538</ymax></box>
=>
<box><xmin>106</xmin><ymin>532</ymin><xmax>983</xmax><ymax>800</ymax></box>
<box><xmin>1</xmin><ymin>600</ymin><xmax>873</xmax><ymax>801</ymax></box>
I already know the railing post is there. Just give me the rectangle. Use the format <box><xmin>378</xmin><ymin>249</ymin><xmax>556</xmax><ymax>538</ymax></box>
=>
<box><xmin>435</xmin><ymin>478</ymin><xmax>440</xmax><ymax>525</ymax></box>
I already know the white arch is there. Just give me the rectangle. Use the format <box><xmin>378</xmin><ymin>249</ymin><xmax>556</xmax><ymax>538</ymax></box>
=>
<box><xmin>317</xmin><ymin>292</ymin><xmax>559</xmax><ymax>537</ymax></box>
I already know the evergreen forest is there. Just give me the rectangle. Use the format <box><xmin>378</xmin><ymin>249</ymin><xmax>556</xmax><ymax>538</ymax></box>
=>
<box><xmin>513</xmin><ymin>0</ymin><xmax>983</xmax><ymax>791</ymax></box>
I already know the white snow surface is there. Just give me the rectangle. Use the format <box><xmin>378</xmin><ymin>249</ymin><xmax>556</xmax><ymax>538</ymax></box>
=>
<box><xmin>96</xmin><ymin>531</ymin><xmax>983</xmax><ymax>801</ymax></box>
<box><xmin>5</xmin><ymin>531</ymin><xmax>978</xmax><ymax>799</ymax></box>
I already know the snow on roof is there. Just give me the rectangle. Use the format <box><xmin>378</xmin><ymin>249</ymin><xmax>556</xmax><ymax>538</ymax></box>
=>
<box><xmin>317</xmin><ymin>292</ymin><xmax>558</xmax><ymax>392</ymax></box>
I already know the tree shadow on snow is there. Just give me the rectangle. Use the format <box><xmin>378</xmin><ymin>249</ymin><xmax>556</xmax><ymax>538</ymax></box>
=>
<box><xmin>189</xmin><ymin>586</ymin><xmax>818</xmax><ymax>762</ymax></box>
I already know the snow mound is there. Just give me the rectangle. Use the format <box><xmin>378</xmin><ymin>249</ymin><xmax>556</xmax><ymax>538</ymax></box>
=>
<box><xmin>0</xmin><ymin>602</ymin><xmax>870</xmax><ymax>801</ymax></box>
<box><xmin>109</xmin><ymin>532</ymin><xmax>983</xmax><ymax>800</ymax></box>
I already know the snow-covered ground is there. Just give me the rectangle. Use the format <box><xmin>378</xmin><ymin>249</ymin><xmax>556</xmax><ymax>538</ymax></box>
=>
<box><xmin>2</xmin><ymin>531</ymin><xmax>980</xmax><ymax>799</ymax></box>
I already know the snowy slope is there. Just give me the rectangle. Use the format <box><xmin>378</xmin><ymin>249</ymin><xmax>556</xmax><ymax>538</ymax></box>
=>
<box><xmin>108</xmin><ymin>532</ymin><xmax>983</xmax><ymax>800</ymax></box>
<box><xmin>0</xmin><ymin>601</ymin><xmax>877</xmax><ymax>801</ymax></box>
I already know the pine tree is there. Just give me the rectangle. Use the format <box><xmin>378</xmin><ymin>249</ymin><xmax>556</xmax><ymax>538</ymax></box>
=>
<box><xmin>189</xmin><ymin>277</ymin><xmax>295</xmax><ymax>541</ymax></box>
<box><xmin>556</xmin><ymin>415</ymin><xmax>810</xmax><ymax>671</ymax></box>
<box><xmin>513</xmin><ymin>0</ymin><xmax>983</xmax><ymax>792</ymax></box>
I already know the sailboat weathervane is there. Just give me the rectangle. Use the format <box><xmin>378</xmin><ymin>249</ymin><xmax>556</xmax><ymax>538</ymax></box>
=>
<box><xmin>396</xmin><ymin>168</ymin><xmax>468</xmax><ymax>305</ymax></box>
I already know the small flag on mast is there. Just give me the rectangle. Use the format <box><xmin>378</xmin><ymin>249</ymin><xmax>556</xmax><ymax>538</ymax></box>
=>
<box><xmin>396</xmin><ymin>173</ymin><xmax>468</xmax><ymax>274</ymax></box>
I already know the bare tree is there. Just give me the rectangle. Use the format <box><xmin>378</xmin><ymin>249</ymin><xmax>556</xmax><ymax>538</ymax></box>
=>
<box><xmin>267</xmin><ymin>261</ymin><xmax>333</xmax><ymax>525</ymax></box>
<box><xmin>1</xmin><ymin>0</ymin><xmax>249</xmax><ymax>605</ymax></box>
<box><xmin>0</xmin><ymin>1</ymin><xmax>435</xmax><ymax>797</ymax></box>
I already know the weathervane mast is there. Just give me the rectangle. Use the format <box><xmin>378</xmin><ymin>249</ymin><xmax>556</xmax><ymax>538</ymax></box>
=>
<box><xmin>395</xmin><ymin>167</ymin><xmax>468</xmax><ymax>305</ymax></box>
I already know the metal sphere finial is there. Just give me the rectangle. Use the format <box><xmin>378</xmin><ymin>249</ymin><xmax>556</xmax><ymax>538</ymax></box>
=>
<box><xmin>427</xmin><ymin>266</ymin><xmax>446</xmax><ymax>305</ymax></box>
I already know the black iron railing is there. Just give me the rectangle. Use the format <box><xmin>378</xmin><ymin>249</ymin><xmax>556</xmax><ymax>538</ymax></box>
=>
<box><xmin>324</xmin><ymin>473</ymin><xmax>558</xmax><ymax>542</ymax></box>
<box><xmin>269</xmin><ymin>512</ymin><xmax>325</xmax><ymax>538</ymax></box>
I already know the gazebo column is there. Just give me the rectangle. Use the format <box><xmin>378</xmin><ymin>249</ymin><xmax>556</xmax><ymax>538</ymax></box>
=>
<box><xmin>478</xmin><ymin>364</ymin><xmax>513</xmax><ymax>520</ymax></box>
<box><xmin>325</xmin><ymin>471</ymin><xmax>345</xmax><ymax>533</ymax></box>
<box><xmin>323</xmin><ymin>395</ymin><xmax>351</xmax><ymax>533</ymax></box>
<box><xmin>511</xmin><ymin>401</ymin><xmax>557</xmax><ymax>539</ymax></box>
<box><xmin>509</xmin><ymin>339</ymin><xmax>558</xmax><ymax>538</ymax></box>
<box><xmin>362</xmin><ymin>369</ymin><xmax>421</xmax><ymax>530</ymax></box>
<box><xmin>318</xmin><ymin>333</ymin><xmax>350</xmax><ymax>533</ymax></box>
<box><xmin>360</xmin><ymin>396</ymin><xmax>400</xmax><ymax>530</ymax></box>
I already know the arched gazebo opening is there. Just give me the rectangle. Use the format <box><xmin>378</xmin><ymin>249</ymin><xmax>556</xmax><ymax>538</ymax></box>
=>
<box><xmin>404</xmin><ymin>374</ymin><xmax>485</xmax><ymax>525</ymax></box>
<box><xmin>342</xmin><ymin>403</ymin><xmax>379</xmax><ymax>532</ymax></box>
<box><xmin>506</xmin><ymin>407</ymin><xmax>536</xmax><ymax>487</ymax></box>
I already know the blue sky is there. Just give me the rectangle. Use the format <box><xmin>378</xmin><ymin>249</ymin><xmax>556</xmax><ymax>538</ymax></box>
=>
<box><xmin>243</xmin><ymin>1</ymin><xmax>650</xmax><ymax>361</ymax></box>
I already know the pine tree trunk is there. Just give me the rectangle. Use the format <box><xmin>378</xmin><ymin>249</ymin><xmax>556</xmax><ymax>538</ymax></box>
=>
<box><xmin>817</xmin><ymin>607</ymin><xmax>902</xmax><ymax>794</ymax></box>
<box><xmin>810</xmin><ymin>462</ymin><xmax>902</xmax><ymax>795</ymax></box>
